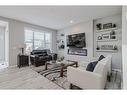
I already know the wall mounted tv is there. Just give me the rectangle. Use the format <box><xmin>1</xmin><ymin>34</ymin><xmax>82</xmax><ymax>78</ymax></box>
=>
<box><xmin>67</xmin><ymin>33</ymin><xmax>86</xmax><ymax>48</ymax></box>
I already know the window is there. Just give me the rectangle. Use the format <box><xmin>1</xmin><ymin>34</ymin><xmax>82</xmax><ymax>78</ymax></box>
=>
<box><xmin>25</xmin><ymin>29</ymin><xmax>33</xmax><ymax>54</ymax></box>
<box><xmin>25</xmin><ymin>28</ymin><xmax>52</xmax><ymax>53</ymax></box>
<box><xmin>45</xmin><ymin>32</ymin><xmax>51</xmax><ymax>49</ymax></box>
<box><xmin>34</xmin><ymin>32</ymin><xmax>45</xmax><ymax>50</ymax></box>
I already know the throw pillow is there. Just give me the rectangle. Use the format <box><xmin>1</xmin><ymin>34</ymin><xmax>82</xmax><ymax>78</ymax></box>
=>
<box><xmin>92</xmin><ymin>61</ymin><xmax>98</xmax><ymax>68</ymax></box>
<box><xmin>86</xmin><ymin>62</ymin><xmax>93</xmax><ymax>72</ymax></box>
<box><xmin>86</xmin><ymin>61</ymin><xmax>98</xmax><ymax>72</ymax></box>
<box><xmin>98</xmin><ymin>55</ymin><xmax>105</xmax><ymax>61</ymax></box>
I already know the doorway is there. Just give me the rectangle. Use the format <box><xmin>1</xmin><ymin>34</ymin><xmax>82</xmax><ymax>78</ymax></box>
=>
<box><xmin>0</xmin><ymin>20</ymin><xmax>9</xmax><ymax>70</ymax></box>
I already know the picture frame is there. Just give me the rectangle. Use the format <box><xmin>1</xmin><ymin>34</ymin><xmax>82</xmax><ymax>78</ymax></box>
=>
<box><xmin>103</xmin><ymin>23</ymin><xmax>112</xmax><ymax>29</ymax></box>
<box><xmin>102</xmin><ymin>33</ymin><xmax>110</xmax><ymax>40</ymax></box>
<box><xmin>101</xmin><ymin>45</ymin><xmax>114</xmax><ymax>50</ymax></box>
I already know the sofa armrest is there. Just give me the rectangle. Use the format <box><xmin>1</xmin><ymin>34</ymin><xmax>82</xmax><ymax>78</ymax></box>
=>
<box><xmin>30</xmin><ymin>55</ymin><xmax>36</xmax><ymax>57</ymax></box>
<box><xmin>67</xmin><ymin>66</ymin><xmax>104</xmax><ymax>89</ymax></box>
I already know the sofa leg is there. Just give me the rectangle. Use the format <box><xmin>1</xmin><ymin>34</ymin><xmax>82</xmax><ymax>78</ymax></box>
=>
<box><xmin>70</xmin><ymin>83</ymin><xmax>73</xmax><ymax>89</ymax></box>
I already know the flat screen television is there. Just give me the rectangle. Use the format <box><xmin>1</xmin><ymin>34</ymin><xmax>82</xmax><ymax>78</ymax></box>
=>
<box><xmin>67</xmin><ymin>33</ymin><xmax>86</xmax><ymax>48</ymax></box>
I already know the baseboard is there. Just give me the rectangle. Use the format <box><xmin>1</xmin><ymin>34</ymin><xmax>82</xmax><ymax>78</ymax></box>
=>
<box><xmin>8</xmin><ymin>65</ymin><xmax>17</xmax><ymax>69</ymax></box>
<box><xmin>112</xmin><ymin>69</ymin><xmax>121</xmax><ymax>72</ymax></box>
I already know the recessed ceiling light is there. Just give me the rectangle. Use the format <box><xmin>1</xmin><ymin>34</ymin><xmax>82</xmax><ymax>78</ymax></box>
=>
<box><xmin>70</xmin><ymin>20</ymin><xmax>74</xmax><ymax>23</ymax></box>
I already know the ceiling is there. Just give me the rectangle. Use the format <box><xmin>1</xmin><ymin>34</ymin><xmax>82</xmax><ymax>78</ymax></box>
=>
<box><xmin>0</xmin><ymin>6</ymin><xmax>122</xmax><ymax>30</ymax></box>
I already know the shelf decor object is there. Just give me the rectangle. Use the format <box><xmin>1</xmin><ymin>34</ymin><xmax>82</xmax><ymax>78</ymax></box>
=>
<box><xmin>102</xmin><ymin>33</ymin><xmax>110</xmax><ymax>40</ymax></box>
<box><xmin>103</xmin><ymin>23</ymin><xmax>112</xmax><ymax>29</ymax></box>
<box><xmin>101</xmin><ymin>45</ymin><xmax>114</xmax><ymax>50</ymax></box>
<box><xmin>57</xmin><ymin>33</ymin><xmax>65</xmax><ymax>50</ymax></box>
<box><xmin>96</xmin><ymin>44</ymin><xmax>118</xmax><ymax>53</ymax></box>
<box><xmin>57</xmin><ymin>39</ymin><xmax>65</xmax><ymax>50</ymax></box>
<box><xmin>96</xmin><ymin>23</ymin><xmax>102</xmax><ymax>30</ymax></box>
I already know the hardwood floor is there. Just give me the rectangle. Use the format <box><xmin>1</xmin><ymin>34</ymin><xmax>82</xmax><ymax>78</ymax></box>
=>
<box><xmin>0</xmin><ymin>67</ymin><xmax>63</xmax><ymax>89</ymax></box>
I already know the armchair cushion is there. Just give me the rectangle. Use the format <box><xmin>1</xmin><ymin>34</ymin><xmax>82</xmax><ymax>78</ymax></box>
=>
<box><xmin>86</xmin><ymin>61</ymin><xmax>98</xmax><ymax>72</ymax></box>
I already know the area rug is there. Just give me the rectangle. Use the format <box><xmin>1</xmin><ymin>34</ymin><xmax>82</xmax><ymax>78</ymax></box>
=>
<box><xmin>39</xmin><ymin>66</ymin><xmax>71</xmax><ymax>89</ymax></box>
<box><xmin>30</xmin><ymin>64</ymin><xmax>80</xmax><ymax>89</ymax></box>
<box><xmin>31</xmin><ymin>65</ymin><xmax>121</xmax><ymax>89</ymax></box>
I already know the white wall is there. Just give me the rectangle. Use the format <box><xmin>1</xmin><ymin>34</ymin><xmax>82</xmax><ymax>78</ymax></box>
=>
<box><xmin>94</xmin><ymin>14</ymin><xmax>122</xmax><ymax>70</ymax></box>
<box><xmin>0</xmin><ymin>16</ymin><xmax>57</xmax><ymax>67</ymax></box>
<box><xmin>122</xmin><ymin>6</ymin><xmax>127</xmax><ymax>89</ymax></box>
<box><xmin>57</xmin><ymin>21</ymin><xmax>94</xmax><ymax>65</ymax></box>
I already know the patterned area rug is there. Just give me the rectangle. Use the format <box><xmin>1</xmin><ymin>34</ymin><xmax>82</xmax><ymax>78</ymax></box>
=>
<box><xmin>30</xmin><ymin>64</ymin><xmax>81</xmax><ymax>89</ymax></box>
<box><xmin>39</xmin><ymin>66</ymin><xmax>71</xmax><ymax>89</ymax></box>
<box><xmin>30</xmin><ymin>65</ymin><xmax>121</xmax><ymax>89</ymax></box>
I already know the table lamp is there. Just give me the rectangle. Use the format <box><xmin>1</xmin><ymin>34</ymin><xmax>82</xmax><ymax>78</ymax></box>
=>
<box><xmin>18</xmin><ymin>43</ymin><xmax>26</xmax><ymax>55</ymax></box>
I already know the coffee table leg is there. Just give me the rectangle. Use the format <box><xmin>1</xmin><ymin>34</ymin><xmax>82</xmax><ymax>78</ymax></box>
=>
<box><xmin>60</xmin><ymin>67</ymin><xmax>64</xmax><ymax>77</ymax></box>
<box><xmin>75</xmin><ymin>62</ymin><xmax>78</xmax><ymax>67</ymax></box>
<box><xmin>45</xmin><ymin>63</ymin><xmax>48</xmax><ymax>70</ymax></box>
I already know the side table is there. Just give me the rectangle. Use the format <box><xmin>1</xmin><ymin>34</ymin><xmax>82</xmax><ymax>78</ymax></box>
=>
<box><xmin>17</xmin><ymin>54</ymin><xmax>29</xmax><ymax>68</ymax></box>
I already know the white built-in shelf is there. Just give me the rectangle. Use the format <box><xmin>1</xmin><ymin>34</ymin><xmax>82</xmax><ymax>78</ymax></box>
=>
<box><xmin>96</xmin><ymin>50</ymin><xmax>118</xmax><ymax>53</ymax></box>
<box><xmin>96</xmin><ymin>27</ymin><xmax>118</xmax><ymax>33</ymax></box>
<box><xmin>96</xmin><ymin>39</ymin><xmax>118</xmax><ymax>42</ymax></box>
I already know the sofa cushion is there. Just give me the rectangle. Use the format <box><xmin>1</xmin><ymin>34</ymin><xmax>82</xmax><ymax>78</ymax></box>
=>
<box><xmin>42</xmin><ymin>52</ymin><xmax>47</xmax><ymax>56</ymax></box>
<box><xmin>31</xmin><ymin>50</ymin><xmax>43</xmax><ymax>55</ymax></box>
<box><xmin>86</xmin><ymin>61</ymin><xmax>98</xmax><ymax>72</ymax></box>
<box><xmin>98</xmin><ymin>55</ymin><xmax>105</xmax><ymax>61</ymax></box>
